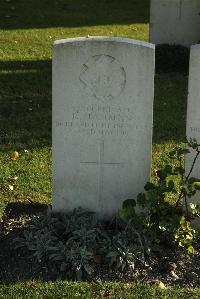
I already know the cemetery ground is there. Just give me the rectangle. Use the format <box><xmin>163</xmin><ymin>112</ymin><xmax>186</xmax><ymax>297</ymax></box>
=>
<box><xmin>0</xmin><ymin>0</ymin><xmax>199</xmax><ymax>298</ymax></box>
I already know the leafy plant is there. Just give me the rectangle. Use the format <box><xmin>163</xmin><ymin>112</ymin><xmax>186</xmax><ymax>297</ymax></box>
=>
<box><xmin>14</xmin><ymin>208</ymin><xmax>147</xmax><ymax>280</ymax></box>
<box><xmin>14</xmin><ymin>140</ymin><xmax>200</xmax><ymax>279</ymax></box>
<box><xmin>119</xmin><ymin>139</ymin><xmax>200</xmax><ymax>254</ymax></box>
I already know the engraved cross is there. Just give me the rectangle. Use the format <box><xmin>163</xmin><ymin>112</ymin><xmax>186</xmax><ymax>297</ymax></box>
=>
<box><xmin>80</xmin><ymin>140</ymin><xmax>123</xmax><ymax>203</ymax></box>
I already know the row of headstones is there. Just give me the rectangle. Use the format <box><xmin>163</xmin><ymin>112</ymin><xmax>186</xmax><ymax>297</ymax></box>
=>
<box><xmin>150</xmin><ymin>0</ymin><xmax>200</xmax><ymax>47</ymax></box>
<box><xmin>52</xmin><ymin>37</ymin><xmax>200</xmax><ymax>218</ymax></box>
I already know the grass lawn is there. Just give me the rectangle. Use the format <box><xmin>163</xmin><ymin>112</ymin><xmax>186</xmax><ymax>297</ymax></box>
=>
<box><xmin>0</xmin><ymin>0</ymin><xmax>187</xmax><ymax>211</ymax></box>
<box><xmin>0</xmin><ymin>0</ymin><xmax>151</xmax><ymax>209</ymax></box>
<box><xmin>0</xmin><ymin>0</ymin><xmax>195</xmax><ymax>297</ymax></box>
<box><xmin>0</xmin><ymin>281</ymin><xmax>200</xmax><ymax>299</ymax></box>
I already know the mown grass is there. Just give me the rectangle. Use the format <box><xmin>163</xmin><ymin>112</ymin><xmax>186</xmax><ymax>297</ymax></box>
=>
<box><xmin>0</xmin><ymin>71</ymin><xmax>187</xmax><ymax>207</ymax></box>
<box><xmin>0</xmin><ymin>0</ymin><xmax>151</xmax><ymax>208</ymax></box>
<box><xmin>0</xmin><ymin>0</ymin><xmax>193</xmax><ymax>294</ymax></box>
<box><xmin>0</xmin><ymin>0</ymin><xmax>187</xmax><ymax>209</ymax></box>
<box><xmin>0</xmin><ymin>281</ymin><xmax>200</xmax><ymax>299</ymax></box>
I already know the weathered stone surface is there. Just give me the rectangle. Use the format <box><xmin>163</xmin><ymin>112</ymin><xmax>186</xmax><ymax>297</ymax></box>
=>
<box><xmin>186</xmin><ymin>44</ymin><xmax>200</xmax><ymax>212</ymax></box>
<box><xmin>52</xmin><ymin>37</ymin><xmax>155</xmax><ymax>218</ymax></box>
<box><xmin>150</xmin><ymin>0</ymin><xmax>200</xmax><ymax>47</ymax></box>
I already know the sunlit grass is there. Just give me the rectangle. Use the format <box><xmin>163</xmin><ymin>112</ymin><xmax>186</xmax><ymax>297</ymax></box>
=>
<box><xmin>0</xmin><ymin>0</ymin><xmax>187</xmax><ymax>213</ymax></box>
<box><xmin>0</xmin><ymin>281</ymin><xmax>199</xmax><ymax>299</ymax></box>
<box><xmin>0</xmin><ymin>1</ymin><xmax>193</xmax><ymax>295</ymax></box>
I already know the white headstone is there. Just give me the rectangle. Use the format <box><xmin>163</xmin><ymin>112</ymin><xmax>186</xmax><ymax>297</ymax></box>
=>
<box><xmin>52</xmin><ymin>37</ymin><xmax>155</xmax><ymax>218</ymax></box>
<box><xmin>186</xmin><ymin>44</ymin><xmax>200</xmax><ymax>210</ymax></box>
<box><xmin>150</xmin><ymin>0</ymin><xmax>200</xmax><ymax>47</ymax></box>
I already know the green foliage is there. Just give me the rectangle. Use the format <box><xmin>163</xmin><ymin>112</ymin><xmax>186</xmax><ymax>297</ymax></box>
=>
<box><xmin>0</xmin><ymin>0</ymin><xmax>150</xmax><ymax>210</ymax></box>
<box><xmin>119</xmin><ymin>139</ymin><xmax>200</xmax><ymax>253</ymax></box>
<box><xmin>14</xmin><ymin>208</ymin><xmax>147</xmax><ymax>280</ymax></box>
<box><xmin>14</xmin><ymin>140</ymin><xmax>200</xmax><ymax>279</ymax></box>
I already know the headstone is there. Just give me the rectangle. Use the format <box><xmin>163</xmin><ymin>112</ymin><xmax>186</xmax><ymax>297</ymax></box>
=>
<box><xmin>150</xmin><ymin>0</ymin><xmax>200</xmax><ymax>47</ymax></box>
<box><xmin>186</xmin><ymin>44</ymin><xmax>200</xmax><ymax>212</ymax></box>
<box><xmin>52</xmin><ymin>37</ymin><xmax>155</xmax><ymax>218</ymax></box>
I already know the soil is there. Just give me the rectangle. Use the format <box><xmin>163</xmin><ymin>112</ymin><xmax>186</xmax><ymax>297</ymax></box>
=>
<box><xmin>0</xmin><ymin>202</ymin><xmax>199</xmax><ymax>287</ymax></box>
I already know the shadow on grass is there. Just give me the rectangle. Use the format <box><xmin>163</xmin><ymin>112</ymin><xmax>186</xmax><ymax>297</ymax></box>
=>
<box><xmin>153</xmin><ymin>75</ymin><xmax>188</xmax><ymax>144</ymax></box>
<box><xmin>0</xmin><ymin>60</ymin><xmax>188</xmax><ymax>151</ymax></box>
<box><xmin>3</xmin><ymin>202</ymin><xmax>48</xmax><ymax>218</ymax></box>
<box><xmin>0</xmin><ymin>0</ymin><xmax>150</xmax><ymax>30</ymax></box>
<box><xmin>0</xmin><ymin>60</ymin><xmax>52</xmax><ymax>150</ymax></box>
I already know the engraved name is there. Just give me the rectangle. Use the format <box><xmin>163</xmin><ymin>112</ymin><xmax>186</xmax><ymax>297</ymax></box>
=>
<box><xmin>55</xmin><ymin>104</ymin><xmax>141</xmax><ymax>137</ymax></box>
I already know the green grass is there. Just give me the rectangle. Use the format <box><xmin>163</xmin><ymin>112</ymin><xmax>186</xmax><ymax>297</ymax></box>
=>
<box><xmin>0</xmin><ymin>0</ymin><xmax>151</xmax><ymax>208</ymax></box>
<box><xmin>0</xmin><ymin>0</ymin><xmax>149</xmax><ymax>61</ymax></box>
<box><xmin>0</xmin><ymin>1</ymin><xmax>188</xmax><ymax>214</ymax></box>
<box><xmin>0</xmin><ymin>0</ymin><xmax>188</xmax><ymax>212</ymax></box>
<box><xmin>0</xmin><ymin>70</ymin><xmax>187</xmax><ymax>207</ymax></box>
<box><xmin>0</xmin><ymin>0</ymin><xmax>193</xmax><ymax>293</ymax></box>
<box><xmin>0</xmin><ymin>281</ymin><xmax>199</xmax><ymax>299</ymax></box>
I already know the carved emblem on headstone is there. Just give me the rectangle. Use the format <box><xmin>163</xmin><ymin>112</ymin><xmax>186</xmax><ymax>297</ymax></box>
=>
<box><xmin>79</xmin><ymin>54</ymin><xmax>126</xmax><ymax>101</ymax></box>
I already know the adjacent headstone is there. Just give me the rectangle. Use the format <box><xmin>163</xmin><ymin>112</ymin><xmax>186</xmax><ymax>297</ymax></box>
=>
<box><xmin>186</xmin><ymin>44</ymin><xmax>200</xmax><ymax>212</ymax></box>
<box><xmin>150</xmin><ymin>0</ymin><xmax>200</xmax><ymax>47</ymax></box>
<box><xmin>52</xmin><ymin>37</ymin><xmax>155</xmax><ymax>218</ymax></box>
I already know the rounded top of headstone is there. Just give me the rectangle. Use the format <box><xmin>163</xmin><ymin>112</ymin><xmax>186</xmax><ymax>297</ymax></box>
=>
<box><xmin>191</xmin><ymin>44</ymin><xmax>200</xmax><ymax>50</ymax></box>
<box><xmin>53</xmin><ymin>36</ymin><xmax>155</xmax><ymax>50</ymax></box>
